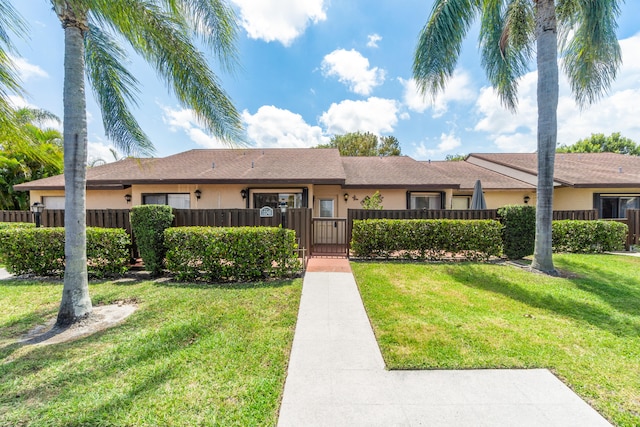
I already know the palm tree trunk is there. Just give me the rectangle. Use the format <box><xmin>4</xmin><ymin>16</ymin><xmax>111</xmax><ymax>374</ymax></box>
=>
<box><xmin>56</xmin><ymin>21</ymin><xmax>92</xmax><ymax>326</ymax></box>
<box><xmin>531</xmin><ymin>0</ymin><xmax>558</xmax><ymax>275</ymax></box>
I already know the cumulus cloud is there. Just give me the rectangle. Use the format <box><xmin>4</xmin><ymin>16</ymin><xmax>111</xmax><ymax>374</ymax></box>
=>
<box><xmin>9</xmin><ymin>55</ymin><xmax>48</xmax><ymax>81</ymax></box>
<box><xmin>319</xmin><ymin>97</ymin><xmax>399</xmax><ymax>135</ymax></box>
<box><xmin>161</xmin><ymin>105</ymin><xmax>228</xmax><ymax>148</ymax></box>
<box><xmin>242</xmin><ymin>105</ymin><xmax>329</xmax><ymax>148</ymax></box>
<box><xmin>413</xmin><ymin>131</ymin><xmax>462</xmax><ymax>159</ymax></box>
<box><xmin>367</xmin><ymin>34</ymin><xmax>382</xmax><ymax>48</ymax></box>
<box><xmin>321</xmin><ymin>49</ymin><xmax>385</xmax><ymax>96</ymax></box>
<box><xmin>87</xmin><ymin>141</ymin><xmax>118</xmax><ymax>165</ymax></box>
<box><xmin>401</xmin><ymin>70</ymin><xmax>475</xmax><ymax>117</ymax></box>
<box><xmin>231</xmin><ymin>0</ymin><xmax>326</xmax><ymax>46</ymax></box>
<box><xmin>473</xmin><ymin>33</ymin><xmax>640</xmax><ymax>152</ymax></box>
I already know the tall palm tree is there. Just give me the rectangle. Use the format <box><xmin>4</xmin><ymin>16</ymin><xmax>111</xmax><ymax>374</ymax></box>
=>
<box><xmin>413</xmin><ymin>0</ymin><xmax>622</xmax><ymax>274</ymax></box>
<box><xmin>2</xmin><ymin>0</ymin><xmax>243</xmax><ymax>325</ymax></box>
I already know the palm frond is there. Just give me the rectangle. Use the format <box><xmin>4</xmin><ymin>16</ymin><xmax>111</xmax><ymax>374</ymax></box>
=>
<box><xmin>560</xmin><ymin>0</ymin><xmax>622</xmax><ymax>107</ymax></box>
<box><xmin>480</xmin><ymin>0</ymin><xmax>534</xmax><ymax>111</ymax></box>
<box><xmin>92</xmin><ymin>0</ymin><xmax>243</xmax><ymax>144</ymax></box>
<box><xmin>0</xmin><ymin>2</ymin><xmax>27</xmax><ymax>129</ymax></box>
<box><xmin>15</xmin><ymin>107</ymin><xmax>61</xmax><ymax>126</ymax></box>
<box><xmin>84</xmin><ymin>24</ymin><xmax>155</xmax><ymax>157</ymax></box>
<box><xmin>413</xmin><ymin>0</ymin><xmax>480</xmax><ymax>100</ymax></box>
<box><xmin>161</xmin><ymin>0</ymin><xmax>239</xmax><ymax>72</ymax></box>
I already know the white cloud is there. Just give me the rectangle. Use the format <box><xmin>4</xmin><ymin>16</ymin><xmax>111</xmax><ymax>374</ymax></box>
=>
<box><xmin>473</xmin><ymin>33</ymin><xmax>640</xmax><ymax>152</ymax></box>
<box><xmin>367</xmin><ymin>33</ymin><xmax>382</xmax><ymax>48</ymax></box>
<box><xmin>161</xmin><ymin>105</ymin><xmax>228</xmax><ymax>148</ymax></box>
<box><xmin>242</xmin><ymin>105</ymin><xmax>329</xmax><ymax>148</ymax></box>
<box><xmin>9</xmin><ymin>55</ymin><xmax>48</xmax><ymax>81</ymax></box>
<box><xmin>87</xmin><ymin>141</ymin><xmax>118</xmax><ymax>165</ymax></box>
<box><xmin>413</xmin><ymin>131</ymin><xmax>462</xmax><ymax>159</ymax></box>
<box><xmin>321</xmin><ymin>49</ymin><xmax>385</xmax><ymax>96</ymax></box>
<box><xmin>401</xmin><ymin>70</ymin><xmax>475</xmax><ymax>117</ymax></box>
<box><xmin>319</xmin><ymin>97</ymin><xmax>399</xmax><ymax>135</ymax></box>
<box><xmin>231</xmin><ymin>0</ymin><xmax>326</xmax><ymax>46</ymax></box>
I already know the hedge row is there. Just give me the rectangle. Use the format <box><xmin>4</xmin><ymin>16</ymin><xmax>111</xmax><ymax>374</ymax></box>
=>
<box><xmin>552</xmin><ymin>220</ymin><xmax>627</xmax><ymax>253</ymax></box>
<box><xmin>165</xmin><ymin>226</ymin><xmax>301</xmax><ymax>281</ymax></box>
<box><xmin>0</xmin><ymin>222</ymin><xmax>34</xmax><ymax>229</ymax></box>
<box><xmin>351</xmin><ymin>219</ymin><xmax>503</xmax><ymax>261</ymax></box>
<box><xmin>350</xmin><ymin>216</ymin><xmax>628</xmax><ymax>260</ymax></box>
<box><xmin>0</xmin><ymin>227</ymin><xmax>130</xmax><ymax>277</ymax></box>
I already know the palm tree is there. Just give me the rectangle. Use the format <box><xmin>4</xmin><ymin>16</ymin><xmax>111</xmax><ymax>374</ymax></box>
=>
<box><xmin>413</xmin><ymin>0</ymin><xmax>622</xmax><ymax>274</ymax></box>
<box><xmin>2</xmin><ymin>1</ymin><xmax>243</xmax><ymax>325</ymax></box>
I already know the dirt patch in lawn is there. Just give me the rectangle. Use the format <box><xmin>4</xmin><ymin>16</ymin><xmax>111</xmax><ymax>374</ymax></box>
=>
<box><xmin>20</xmin><ymin>303</ymin><xmax>137</xmax><ymax>346</ymax></box>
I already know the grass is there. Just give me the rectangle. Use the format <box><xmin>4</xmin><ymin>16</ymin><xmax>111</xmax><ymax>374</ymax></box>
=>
<box><xmin>0</xmin><ymin>277</ymin><xmax>302</xmax><ymax>426</ymax></box>
<box><xmin>352</xmin><ymin>254</ymin><xmax>640</xmax><ymax>427</ymax></box>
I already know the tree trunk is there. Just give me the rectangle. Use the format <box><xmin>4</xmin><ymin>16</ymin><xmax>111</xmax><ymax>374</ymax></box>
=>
<box><xmin>531</xmin><ymin>0</ymin><xmax>558</xmax><ymax>275</ymax></box>
<box><xmin>56</xmin><ymin>21</ymin><xmax>92</xmax><ymax>326</ymax></box>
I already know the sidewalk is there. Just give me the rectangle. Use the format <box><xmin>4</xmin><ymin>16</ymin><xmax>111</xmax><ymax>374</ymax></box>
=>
<box><xmin>278</xmin><ymin>258</ymin><xmax>611</xmax><ymax>427</ymax></box>
<box><xmin>0</xmin><ymin>267</ymin><xmax>13</xmax><ymax>280</ymax></box>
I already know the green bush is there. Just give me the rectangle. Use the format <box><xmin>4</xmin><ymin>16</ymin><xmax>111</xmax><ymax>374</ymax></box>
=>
<box><xmin>552</xmin><ymin>220</ymin><xmax>627</xmax><ymax>253</ymax></box>
<box><xmin>164</xmin><ymin>226</ymin><xmax>302</xmax><ymax>282</ymax></box>
<box><xmin>0</xmin><ymin>227</ymin><xmax>130</xmax><ymax>277</ymax></box>
<box><xmin>130</xmin><ymin>205</ymin><xmax>174</xmax><ymax>275</ymax></box>
<box><xmin>498</xmin><ymin>205</ymin><xmax>536</xmax><ymax>259</ymax></box>
<box><xmin>0</xmin><ymin>222</ymin><xmax>34</xmax><ymax>229</ymax></box>
<box><xmin>350</xmin><ymin>219</ymin><xmax>502</xmax><ymax>261</ymax></box>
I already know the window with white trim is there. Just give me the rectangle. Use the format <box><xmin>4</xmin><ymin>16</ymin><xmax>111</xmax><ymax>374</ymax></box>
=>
<box><xmin>319</xmin><ymin>199</ymin><xmax>334</xmax><ymax>218</ymax></box>
<box><xmin>410</xmin><ymin>192</ymin><xmax>442</xmax><ymax>210</ymax></box>
<box><xmin>142</xmin><ymin>193</ymin><xmax>190</xmax><ymax>209</ymax></box>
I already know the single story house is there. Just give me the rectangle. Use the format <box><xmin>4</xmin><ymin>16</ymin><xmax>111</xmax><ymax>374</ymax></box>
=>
<box><xmin>14</xmin><ymin>149</ymin><xmax>640</xmax><ymax>219</ymax></box>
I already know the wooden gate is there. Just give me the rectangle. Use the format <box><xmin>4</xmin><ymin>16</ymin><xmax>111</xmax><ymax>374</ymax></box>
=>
<box><xmin>312</xmin><ymin>218</ymin><xmax>348</xmax><ymax>256</ymax></box>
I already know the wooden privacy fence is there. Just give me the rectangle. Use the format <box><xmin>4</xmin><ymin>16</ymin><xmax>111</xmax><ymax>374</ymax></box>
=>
<box><xmin>623</xmin><ymin>209</ymin><xmax>639</xmax><ymax>249</ymax></box>
<box><xmin>1</xmin><ymin>208</ymin><xmax>312</xmax><ymax>257</ymax></box>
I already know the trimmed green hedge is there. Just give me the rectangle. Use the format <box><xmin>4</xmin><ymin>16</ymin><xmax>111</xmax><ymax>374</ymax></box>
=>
<box><xmin>0</xmin><ymin>227</ymin><xmax>130</xmax><ymax>277</ymax></box>
<box><xmin>552</xmin><ymin>220</ymin><xmax>627</xmax><ymax>253</ymax></box>
<box><xmin>497</xmin><ymin>205</ymin><xmax>536</xmax><ymax>260</ymax></box>
<box><xmin>350</xmin><ymin>219</ymin><xmax>503</xmax><ymax>261</ymax></box>
<box><xmin>0</xmin><ymin>222</ymin><xmax>34</xmax><ymax>229</ymax></box>
<box><xmin>130</xmin><ymin>205</ymin><xmax>174</xmax><ymax>275</ymax></box>
<box><xmin>164</xmin><ymin>226</ymin><xmax>302</xmax><ymax>281</ymax></box>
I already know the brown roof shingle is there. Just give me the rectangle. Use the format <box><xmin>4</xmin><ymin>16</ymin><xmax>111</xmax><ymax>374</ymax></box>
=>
<box><xmin>469</xmin><ymin>152</ymin><xmax>640</xmax><ymax>187</ymax></box>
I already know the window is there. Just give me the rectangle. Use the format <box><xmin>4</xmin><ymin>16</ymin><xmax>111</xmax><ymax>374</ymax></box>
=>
<box><xmin>451</xmin><ymin>196</ymin><xmax>471</xmax><ymax>210</ymax></box>
<box><xmin>42</xmin><ymin>196</ymin><xmax>65</xmax><ymax>210</ymax></box>
<box><xmin>410</xmin><ymin>192</ymin><xmax>442</xmax><ymax>210</ymax></box>
<box><xmin>319</xmin><ymin>199</ymin><xmax>334</xmax><ymax>218</ymax></box>
<box><xmin>142</xmin><ymin>193</ymin><xmax>190</xmax><ymax>209</ymax></box>
<box><xmin>253</xmin><ymin>192</ymin><xmax>303</xmax><ymax>209</ymax></box>
<box><xmin>596</xmin><ymin>194</ymin><xmax>640</xmax><ymax>218</ymax></box>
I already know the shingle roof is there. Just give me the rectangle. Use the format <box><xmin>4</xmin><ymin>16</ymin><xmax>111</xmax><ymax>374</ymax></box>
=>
<box><xmin>15</xmin><ymin>148</ymin><xmax>346</xmax><ymax>190</ymax></box>
<box><xmin>425</xmin><ymin>160</ymin><xmax>535</xmax><ymax>190</ymax></box>
<box><xmin>341</xmin><ymin>156</ymin><xmax>459</xmax><ymax>189</ymax></box>
<box><xmin>469</xmin><ymin>152</ymin><xmax>640</xmax><ymax>187</ymax></box>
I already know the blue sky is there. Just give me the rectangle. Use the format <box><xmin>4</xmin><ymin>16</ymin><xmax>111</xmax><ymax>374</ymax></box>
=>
<box><xmin>8</xmin><ymin>1</ymin><xmax>640</xmax><ymax>163</ymax></box>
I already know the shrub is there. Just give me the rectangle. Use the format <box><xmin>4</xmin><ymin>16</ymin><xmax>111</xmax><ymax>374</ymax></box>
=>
<box><xmin>164</xmin><ymin>226</ymin><xmax>302</xmax><ymax>281</ymax></box>
<box><xmin>498</xmin><ymin>205</ymin><xmax>536</xmax><ymax>260</ymax></box>
<box><xmin>0</xmin><ymin>227</ymin><xmax>130</xmax><ymax>277</ymax></box>
<box><xmin>0</xmin><ymin>222</ymin><xmax>34</xmax><ymax>229</ymax></box>
<box><xmin>552</xmin><ymin>220</ymin><xmax>627</xmax><ymax>253</ymax></box>
<box><xmin>350</xmin><ymin>219</ymin><xmax>502</xmax><ymax>261</ymax></box>
<box><xmin>130</xmin><ymin>205</ymin><xmax>174</xmax><ymax>275</ymax></box>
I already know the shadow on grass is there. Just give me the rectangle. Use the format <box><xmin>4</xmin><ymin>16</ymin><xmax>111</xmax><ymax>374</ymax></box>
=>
<box><xmin>447</xmin><ymin>265</ymin><xmax>640</xmax><ymax>338</ymax></box>
<box><xmin>153</xmin><ymin>277</ymin><xmax>299</xmax><ymax>291</ymax></box>
<box><xmin>554</xmin><ymin>256</ymin><xmax>640</xmax><ymax>317</ymax></box>
<box><xmin>2</xmin><ymin>318</ymin><xmax>202</xmax><ymax>424</ymax></box>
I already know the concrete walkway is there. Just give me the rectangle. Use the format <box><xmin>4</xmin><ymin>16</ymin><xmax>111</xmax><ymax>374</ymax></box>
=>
<box><xmin>278</xmin><ymin>258</ymin><xmax>612</xmax><ymax>427</ymax></box>
<box><xmin>0</xmin><ymin>267</ymin><xmax>13</xmax><ymax>280</ymax></box>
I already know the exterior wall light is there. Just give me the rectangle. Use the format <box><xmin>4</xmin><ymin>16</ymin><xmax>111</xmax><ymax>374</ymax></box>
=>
<box><xmin>344</xmin><ymin>193</ymin><xmax>349</xmax><ymax>201</ymax></box>
<box><xmin>30</xmin><ymin>202</ymin><xmax>45</xmax><ymax>228</ymax></box>
<box><xmin>240</xmin><ymin>188</ymin><xmax>248</xmax><ymax>199</ymax></box>
<box><xmin>523</xmin><ymin>195</ymin><xmax>531</xmax><ymax>204</ymax></box>
<box><xmin>124</xmin><ymin>194</ymin><xmax>132</xmax><ymax>204</ymax></box>
<box><xmin>194</xmin><ymin>189</ymin><xmax>202</xmax><ymax>200</ymax></box>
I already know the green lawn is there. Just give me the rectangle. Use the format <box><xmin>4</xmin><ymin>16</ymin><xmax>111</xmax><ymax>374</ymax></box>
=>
<box><xmin>352</xmin><ymin>254</ymin><xmax>640</xmax><ymax>427</ymax></box>
<box><xmin>0</xmin><ymin>277</ymin><xmax>302</xmax><ymax>426</ymax></box>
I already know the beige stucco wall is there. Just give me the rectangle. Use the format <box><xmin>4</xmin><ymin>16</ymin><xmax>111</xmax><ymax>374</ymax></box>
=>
<box><xmin>27</xmin><ymin>185</ymin><xmax>640</xmax><ymax>214</ymax></box>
